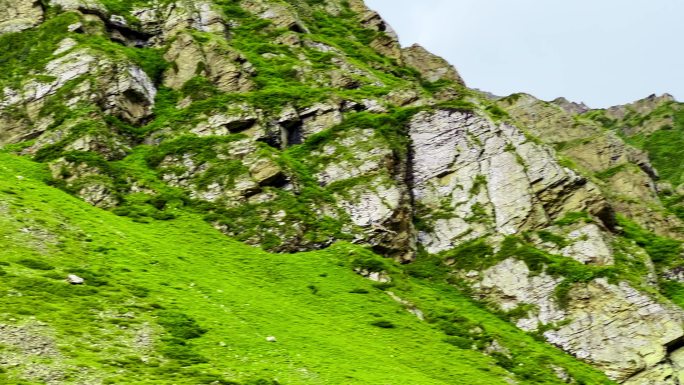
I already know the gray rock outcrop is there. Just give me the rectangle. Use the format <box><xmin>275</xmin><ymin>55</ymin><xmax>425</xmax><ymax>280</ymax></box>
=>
<box><xmin>163</xmin><ymin>33</ymin><xmax>254</xmax><ymax>93</ymax></box>
<box><xmin>546</xmin><ymin>279</ymin><xmax>684</xmax><ymax>383</ymax></box>
<box><xmin>402</xmin><ymin>44</ymin><xmax>465</xmax><ymax>85</ymax></box>
<box><xmin>408</xmin><ymin>109</ymin><xmax>606</xmax><ymax>253</ymax></box>
<box><xmin>0</xmin><ymin>0</ymin><xmax>44</xmax><ymax>35</ymax></box>
<box><xmin>472</xmin><ymin>256</ymin><xmax>684</xmax><ymax>383</ymax></box>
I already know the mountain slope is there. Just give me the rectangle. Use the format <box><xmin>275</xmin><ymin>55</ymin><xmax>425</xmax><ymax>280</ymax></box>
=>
<box><xmin>0</xmin><ymin>152</ymin><xmax>613</xmax><ymax>384</ymax></box>
<box><xmin>1</xmin><ymin>0</ymin><xmax>684</xmax><ymax>384</ymax></box>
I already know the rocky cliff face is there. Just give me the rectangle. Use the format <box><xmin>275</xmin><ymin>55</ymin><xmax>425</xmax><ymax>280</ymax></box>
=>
<box><xmin>409</xmin><ymin>109</ymin><xmax>607</xmax><ymax>253</ymax></box>
<box><xmin>2</xmin><ymin>0</ymin><xmax>684</xmax><ymax>383</ymax></box>
<box><xmin>497</xmin><ymin>92</ymin><xmax>684</xmax><ymax>239</ymax></box>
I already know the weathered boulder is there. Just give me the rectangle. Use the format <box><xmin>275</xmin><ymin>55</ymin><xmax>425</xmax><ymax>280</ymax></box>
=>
<box><xmin>387</xmin><ymin>88</ymin><xmax>422</xmax><ymax>107</ymax></box>
<box><xmin>248</xmin><ymin>157</ymin><xmax>283</xmax><ymax>186</ymax></box>
<box><xmin>66</xmin><ymin>274</ymin><xmax>85</xmax><ymax>284</ymax></box>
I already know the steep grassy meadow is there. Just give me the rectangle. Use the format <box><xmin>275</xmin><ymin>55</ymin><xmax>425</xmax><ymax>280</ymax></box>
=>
<box><xmin>0</xmin><ymin>153</ymin><xmax>613</xmax><ymax>384</ymax></box>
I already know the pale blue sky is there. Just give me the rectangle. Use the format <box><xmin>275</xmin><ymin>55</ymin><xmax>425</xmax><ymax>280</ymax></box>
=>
<box><xmin>365</xmin><ymin>0</ymin><xmax>683</xmax><ymax>108</ymax></box>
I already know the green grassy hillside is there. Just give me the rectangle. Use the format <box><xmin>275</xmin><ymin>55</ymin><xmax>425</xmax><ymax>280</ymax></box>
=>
<box><xmin>0</xmin><ymin>153</ymin><xmax>613</xmax><ymax>384</ymax></box>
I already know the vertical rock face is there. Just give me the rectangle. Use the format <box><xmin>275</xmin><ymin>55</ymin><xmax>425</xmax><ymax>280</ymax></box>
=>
<box><xmin>105</xmin><ymin>64</ymin><xmax>158</xmax><ymax>123</ymax></box>
<box><xmin>408</xmin><ymin>109</ymin><xmax>606</xmax><ymax>253</ymax></box>
<box><xmin>0</xmin><ymin>0</ymin><xmax>44</xmax><ymax>35</ymax></box>
<box><xmin>307</xmin><ymin>127</ymin><xmax>416</xmax><ymax>260</ymax></box>
<box><xmin>545</xmin><ymin>279</ymin><xmax>684</xmax><ymax>383</ymax></box>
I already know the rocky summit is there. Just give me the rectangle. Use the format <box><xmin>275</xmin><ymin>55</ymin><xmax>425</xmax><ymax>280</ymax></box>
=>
<box><xmin>1</xmin><ymin>1</ymin><xmax>684</xmax><ymax>384</ymax></box>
